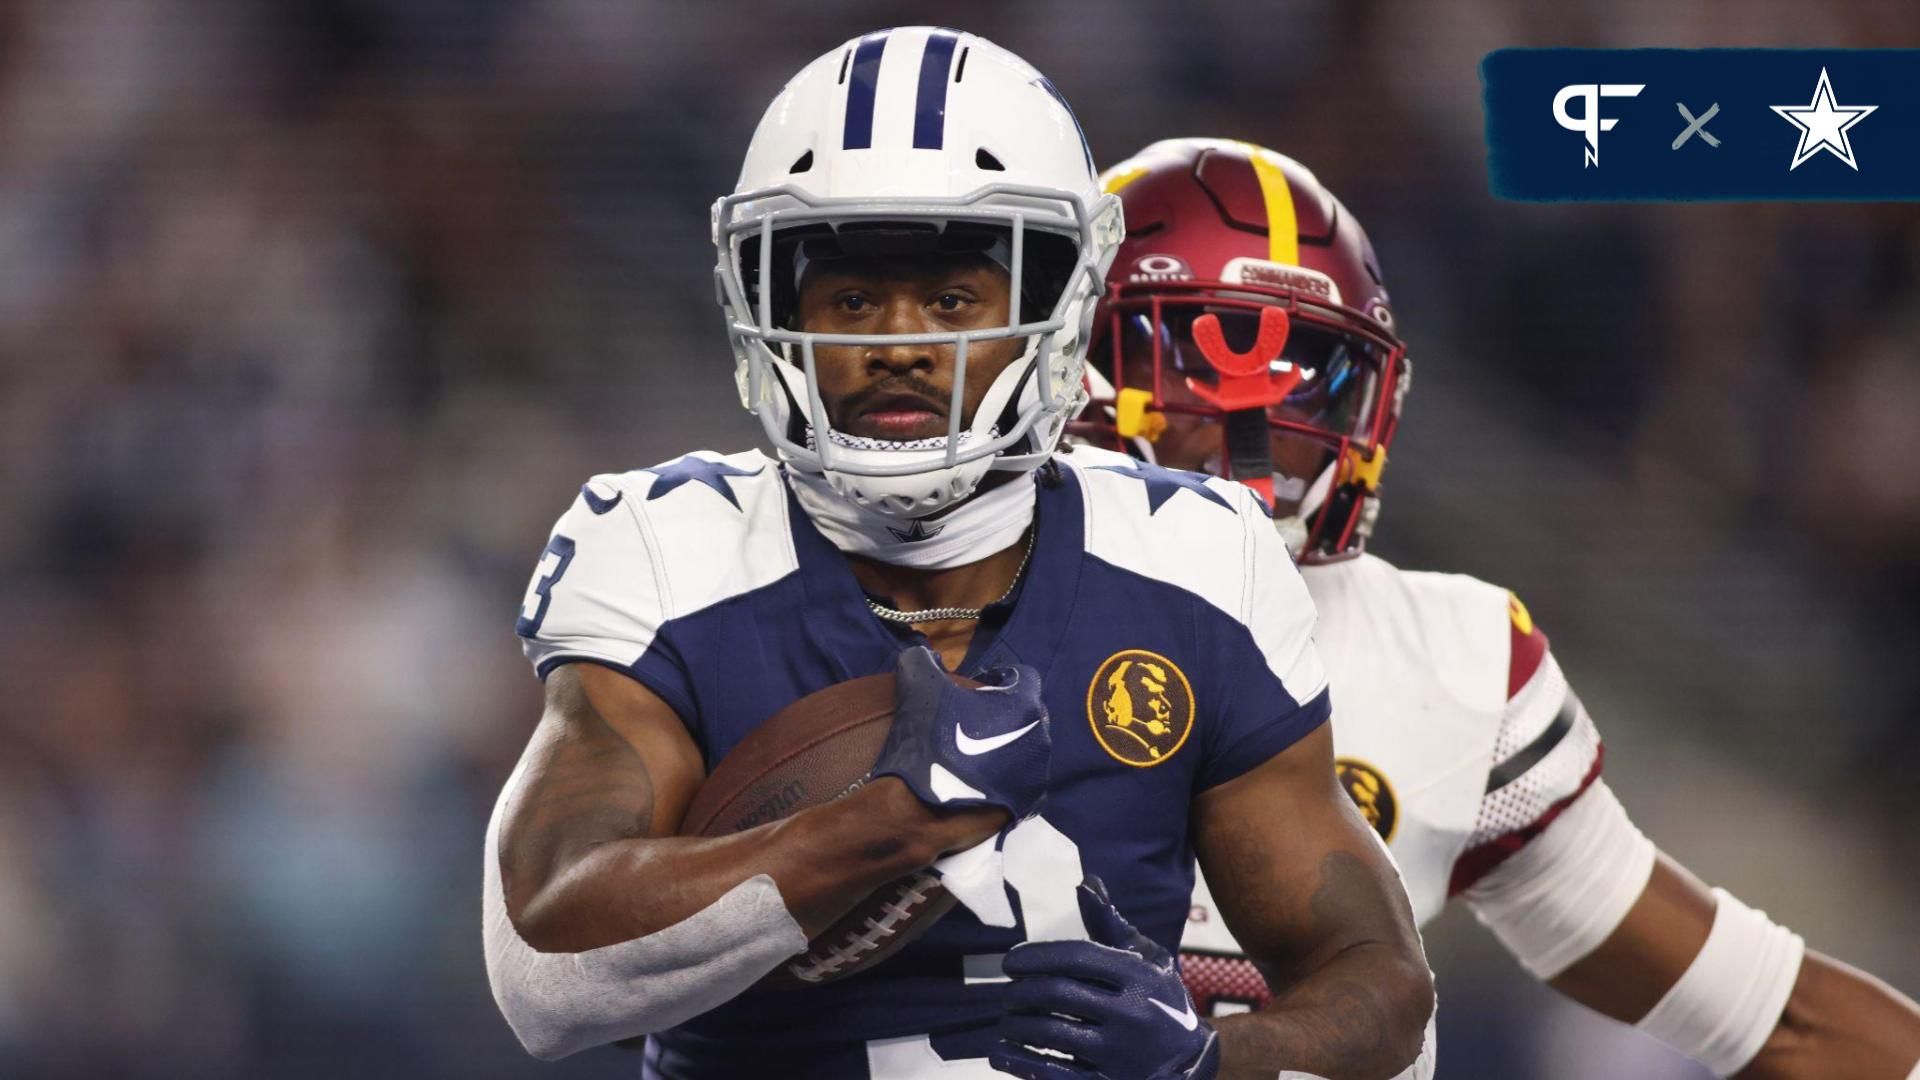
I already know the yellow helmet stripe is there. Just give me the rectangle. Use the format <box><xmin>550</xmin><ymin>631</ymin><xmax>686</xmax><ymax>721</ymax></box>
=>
<box><xmin>1101</xmin><ymin>161</ymin><xmax>1149</xmax><ymax>195</ymax></box>
<box><xmin>1244</xmin><ymin>147</ymin><xmax>1299</xmax><ymax>266</ymax></box>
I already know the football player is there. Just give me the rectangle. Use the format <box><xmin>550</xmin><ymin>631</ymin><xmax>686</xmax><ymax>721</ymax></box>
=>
<box><xmin>483</xmin><ymin>33</ymin><xmax>1436</xmax><ymax>1080</ymax></box>
<box><xmin>1080</xmin><ymin>138</ymin><xmax>1920</xmax><ymax>1079</ymax></box>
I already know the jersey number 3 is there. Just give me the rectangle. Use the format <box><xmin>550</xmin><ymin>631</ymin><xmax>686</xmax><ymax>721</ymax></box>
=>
<box><xmin>867</xmin><ymin>816</ymin><xmax>1092</xmax><ymax>1079</ymax></box>
<box><xmin>516</xmin><ymin>535</ymin><xmax>577</xmax><ymax>637</ymax></box>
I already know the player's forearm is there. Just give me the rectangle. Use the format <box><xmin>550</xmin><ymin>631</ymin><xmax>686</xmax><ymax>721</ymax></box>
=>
<box><xmin>511</xmin><ymin>778</ymin><xmax>990</xmax><ymax>951</ymax></box>
<box><xmin>1212</xmin><ymin>941</ymin><xmax>1435</xmax><ymax>1080</ymax></box>
<box><xmin>1734</xmin><ymin>951</ymin><xmax>1920</xmax><ymax>1080</ymax></box>
<box><xmin>1189</xmin><ymin>738</ymin><xmax>1436</xmax><ymax>1078</ymax></box>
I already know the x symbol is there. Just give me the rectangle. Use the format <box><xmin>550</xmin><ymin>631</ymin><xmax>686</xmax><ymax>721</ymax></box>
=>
<box><xmin>1673</xmin><ymin>102</ymin><xmax>1721</xmax><ymax>149</ymax></box>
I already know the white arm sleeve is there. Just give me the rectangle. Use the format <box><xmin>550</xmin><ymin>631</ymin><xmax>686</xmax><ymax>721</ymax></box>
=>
<box><xmin>481</xmin><ymin>759</ymin><xmax>808</xmax><ymax>1060</ymax></box>
<box><xmin>1466</xmin><ymin>781</ymin><xmax>1809</xmax><ymax>1077</ymax></box>
<box><xmin>1461</xmin><ymin>780</ymin><xmax>1656</xmax><ymax>980</ymax></box>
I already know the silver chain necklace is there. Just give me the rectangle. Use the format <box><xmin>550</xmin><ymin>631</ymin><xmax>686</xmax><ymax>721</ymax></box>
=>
<box><xmin>864</xmin><ymin>529</ymin><xmax>1035</xmax><ymax>624</ymax></box>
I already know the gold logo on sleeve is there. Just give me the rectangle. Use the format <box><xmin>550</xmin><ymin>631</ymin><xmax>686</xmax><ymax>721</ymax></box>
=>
<box><xmin>1087</xmin><ymin>649</ymin><xmax>1195</xmax><ymax>767</ymax></box>
<box><xmin>1334</xmin><ymin>757</ymin><xmax>1398</xmax><ymax>844</ymax></box>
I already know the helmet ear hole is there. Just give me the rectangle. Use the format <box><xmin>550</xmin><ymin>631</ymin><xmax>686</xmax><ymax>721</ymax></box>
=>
<box><xmin>975</xmin><ymin>148</ymin><xmax>1006</xmax><ymax>171</ymax></box>
<box><xmin>790</xmin><ymin>150</ymin><xmax>814</xmax><ymax>174</ymax></box>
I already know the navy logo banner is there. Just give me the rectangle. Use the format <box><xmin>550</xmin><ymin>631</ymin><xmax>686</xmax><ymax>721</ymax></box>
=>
<box><xmin>1484</xmin><ymin>49</ymin><xmax>1920</xmax><ymax>201</ymax></box>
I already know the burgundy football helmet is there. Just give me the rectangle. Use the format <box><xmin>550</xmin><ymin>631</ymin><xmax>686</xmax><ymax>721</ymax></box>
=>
<box><xmin>1080</xmin><ymin>139</ymin><xmax>1409</xmax><ymax>563</ymax></box>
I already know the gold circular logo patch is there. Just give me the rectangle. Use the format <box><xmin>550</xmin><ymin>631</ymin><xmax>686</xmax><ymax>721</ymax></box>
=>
<box><xmin>1335</xmin><ymin>757</ymin><xmax>1398</xmax><ymax>844</ymax></box>
<box><xmin>1087</xmin><ymin>649</ymin><xmax>1195</xmax><ymax>767</ymax></box>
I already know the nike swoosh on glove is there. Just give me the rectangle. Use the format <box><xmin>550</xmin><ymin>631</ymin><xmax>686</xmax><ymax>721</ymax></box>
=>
<box><xmin>870</xmin><ymin>646</ymin><xmax>1051</xmax><ymax>823</ymax></box>
<box><xmin>992</xmin><ymin>876</ymin><xmax>1220</xmax><ymax>1080</ymax></box>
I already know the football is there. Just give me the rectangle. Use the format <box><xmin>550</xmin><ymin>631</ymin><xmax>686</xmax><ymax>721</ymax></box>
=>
<box><xmin>680</xmin><ymin>671</ymin><xmax>974</xmax><ymax>988</ymax></box>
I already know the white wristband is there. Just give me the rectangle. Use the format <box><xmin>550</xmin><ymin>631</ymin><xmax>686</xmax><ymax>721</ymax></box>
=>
<box><xmin>1636</xmin><ymin>888</ymin><xmax>1804</xmax><ymax>1077</ymax></box>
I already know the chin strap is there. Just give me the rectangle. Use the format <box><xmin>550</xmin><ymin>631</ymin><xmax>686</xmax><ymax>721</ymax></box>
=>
<box><xmin>1221</xmin><ymin>408</ymin><xmax>1275</xmax><ymax>506</ymax></box>
<box><xmin>786</xmin><ymin>466</ymin><xmax>1037</xmax><ymax>569</ymax></box>
<box><xmin>1302</xmin><ymin>444</ymin><xmax>1386</xmax><ymax>556</ymax></box>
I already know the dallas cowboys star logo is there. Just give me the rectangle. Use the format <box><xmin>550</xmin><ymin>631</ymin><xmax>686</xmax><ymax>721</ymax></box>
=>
<box><xmin>579</xmin><ymin>483</ymin><xmax>623</xmax><ymax>515</ymax></box>
<box><xmin>641</xmin><ymin>455</ymin><xmax>763</xmax><ymax>510</ymax></box>
<box><xmin>1092</xmin><ymin>460</ymin><xmax>1236</xmax><ymax>516</ymax></box>
<box><xmin>886</xmin><ymin>518</ymin><xmax>946</xmax><ymax>543</ymax></box>
<box><xmin>1771</xmin><ymin>68</ymin><xmax>1877</xmax><ymax>171</ymax></box>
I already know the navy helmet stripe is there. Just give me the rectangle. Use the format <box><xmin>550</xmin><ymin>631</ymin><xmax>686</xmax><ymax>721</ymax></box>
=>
<box><xmin>842</xmin><ymin>31</ymin><xmax>890</xmax><ymax>150</ymax></box>
<box><xmin>911</xmin><ymin>30</ymin><xmax>959</xmax><ymax>149</ymax></box>
<box><xmin>1034</xmin><ymin>76</ymin><xmax>1095</xmax><ymax>174</ymax></box>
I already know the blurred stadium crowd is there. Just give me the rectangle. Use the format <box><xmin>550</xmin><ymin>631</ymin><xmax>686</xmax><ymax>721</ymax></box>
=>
<box><xmin>1</xmin><ymin>1</ymin><xmax>1915</xmax><ymax>1076</ymax></box>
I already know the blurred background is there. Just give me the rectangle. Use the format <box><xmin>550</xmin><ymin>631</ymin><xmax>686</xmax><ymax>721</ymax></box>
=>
<box><xmin>2</xmin><ymin>1</ymin><xmax>1916</xmax><ymax>1076</ymax></box>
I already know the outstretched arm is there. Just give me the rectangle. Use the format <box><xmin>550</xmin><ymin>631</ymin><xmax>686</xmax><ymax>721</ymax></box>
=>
<box><xmin>1196</xmin><ymin>722</ymin><xmax>1435</xmax><ymax>1080</ymax></box>
<box><xmin>1736</xmin><ymin>951</ymin><xmax>1920</xmax><ymax>1079</ymax></box>
<box><xmin>1461</xmin><ymin>774</ymin><xmax>1920</xmax><ymax>1079</ymax></box>
<box><xmin>1455</xmin><ymin>607</ymin><xmax>1919</xmax><ymax>1080</ymax></box>
<box><xmin>1548</xmin><ymin>851</ymin><xmax>1920</xmax><ymax>1080</ymax></box>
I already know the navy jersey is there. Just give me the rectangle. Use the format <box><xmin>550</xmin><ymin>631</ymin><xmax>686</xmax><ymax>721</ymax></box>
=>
<box><xmin>514</xmin><ymin>445</ymin><xmax>1331</xmax><ymax>1078</ymax></box>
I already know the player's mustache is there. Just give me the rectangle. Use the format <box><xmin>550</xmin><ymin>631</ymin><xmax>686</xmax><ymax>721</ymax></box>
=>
<box><xmin>841</xmin><ymin>375</ymin><xmax>950</xmax><ymax>418</ymax></box>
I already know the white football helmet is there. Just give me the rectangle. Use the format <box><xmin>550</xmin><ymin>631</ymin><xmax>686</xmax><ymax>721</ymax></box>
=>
<box><xmin>713</xmin><ymin>27</ymin><xmax>1124</xmax><ymax>518</ymax></box>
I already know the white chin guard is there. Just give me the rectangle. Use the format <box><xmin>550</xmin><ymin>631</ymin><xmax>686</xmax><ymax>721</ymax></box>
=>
<box><xmin>777</xmin><ymin>340</ymin><xmax>1047</xmax><ymax>518</ymax></box>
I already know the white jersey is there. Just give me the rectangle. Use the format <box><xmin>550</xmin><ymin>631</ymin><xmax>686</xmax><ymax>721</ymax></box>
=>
<box><xmin>1181</xmin><ymin>553</ymin><xmax>1605</xmax><ymax>1014</ymax></box>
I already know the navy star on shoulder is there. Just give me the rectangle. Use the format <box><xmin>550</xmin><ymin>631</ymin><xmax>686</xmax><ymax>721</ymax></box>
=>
<box><xmin>1092</xmin><ymin>459</ymin><xmax>1236</xmax><ymax>515</ymax></box>
<box><xmin>580</xmin><ymin>483</ymin><xmax>624</xmax><ymax>515</ymax></box>
<box><xmin>642</xmin><ymin>455</ymin><xmax>764</xmax><ymax>510</ymax></box>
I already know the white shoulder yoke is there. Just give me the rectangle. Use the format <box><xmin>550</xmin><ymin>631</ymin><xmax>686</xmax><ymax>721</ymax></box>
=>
<box><xmin>1063</xmin><ymin>446</ymin><xmax>1266</xmax><ymax>624</ymax></box>
<box><xmin>1064</xmin><ymin>448</ymin><xmax>1326</xmax><ymax>702</ymax></box>
<box><xmin>517</xmin><ymin>449</ymin><xmax>796</xmax><ymax>675</ymax></box>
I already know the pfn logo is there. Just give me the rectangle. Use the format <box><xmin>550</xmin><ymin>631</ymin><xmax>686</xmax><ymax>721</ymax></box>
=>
<box><xmin>1552</xmin><ymin>83</ymin><xmax>1645</xmax><ymax>166</ymax></box>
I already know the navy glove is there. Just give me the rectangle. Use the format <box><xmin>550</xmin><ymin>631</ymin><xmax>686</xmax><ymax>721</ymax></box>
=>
<box><xmin>992</xmin><ymin>877</ymin><xmax>1221</xmax><ymax>1080</ymax></box>
<box><xmin>870</xmin><ymin>646</ymin><xmax>1051</xmax><ymax>822</ymax></box>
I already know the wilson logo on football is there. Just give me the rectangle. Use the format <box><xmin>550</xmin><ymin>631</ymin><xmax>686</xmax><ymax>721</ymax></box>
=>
<box><xmin>1087</xmin><ymin>649</ymin><xmax>1196</xmax><ymax>767</ymax></box>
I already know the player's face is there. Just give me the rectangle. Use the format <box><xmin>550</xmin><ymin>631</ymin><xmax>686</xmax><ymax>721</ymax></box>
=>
<box><xmin>797</xmin><ymin>255</ymin><xmax>1023</xmax><ymax>443</ymax></box>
